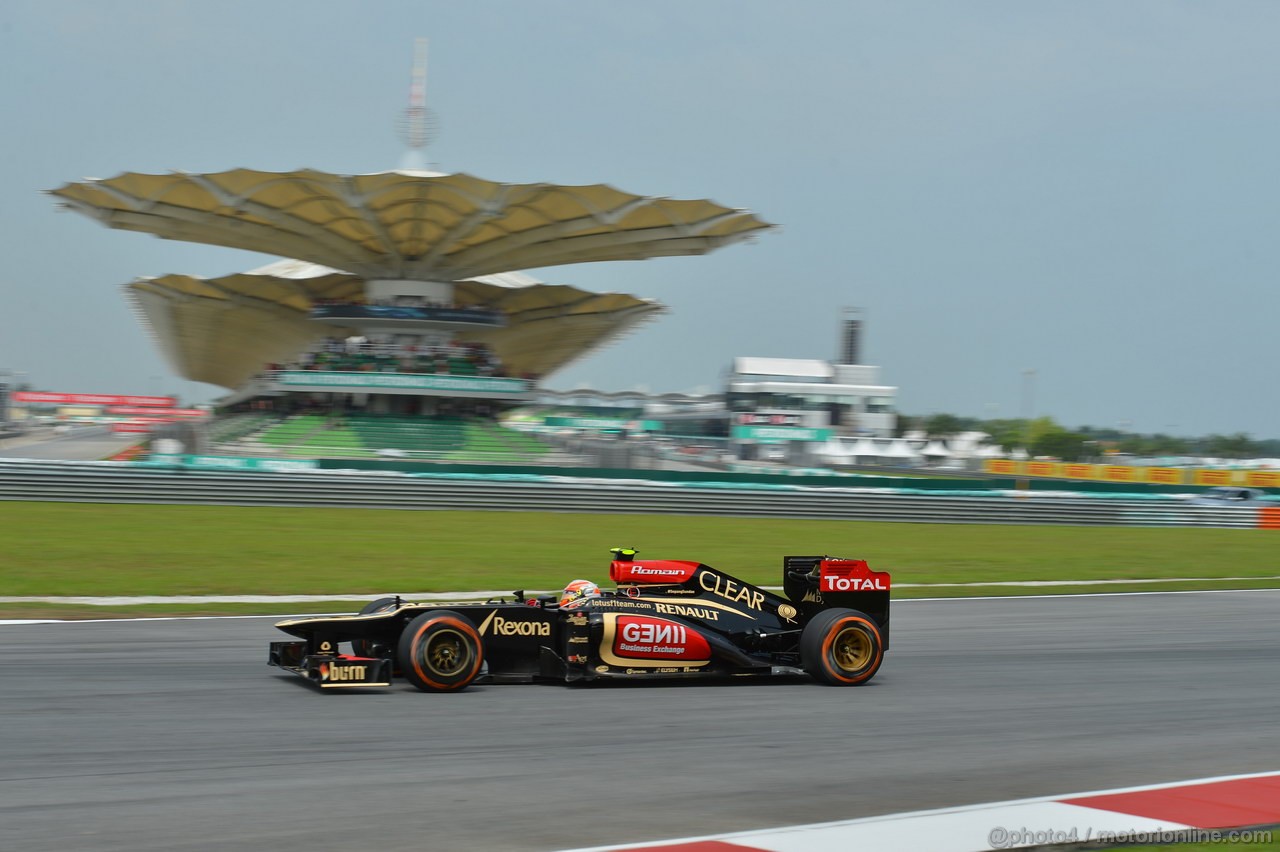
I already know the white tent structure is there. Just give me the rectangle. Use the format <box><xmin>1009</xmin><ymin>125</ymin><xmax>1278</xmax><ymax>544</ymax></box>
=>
<box><xmin>816</xmin><ymin>437</ymin><xmax>890</xmax><ymax>467</ymax></box>
<box><xmin>816</xmin><ymin>439</ymin><xmax>856</xmax><ymax>466</ymax></box>
<box><xmin>946</xmin><ymin>431</ymin><xmax>988</xmax><ymax>459</ymax></box>
<box><xmin>850</xmin><ymin>437</ymin><xmax>883</xmax><ymax>463</ymax></box>
<box><xmin>882</xmin><ymin>439</ymin><xmax>921</xmax><ymax>464</ymax></box>
<box><xmin>921</xmin><ymin>440</ymin><xmax>951</xmax><ymax>458</ymax></box>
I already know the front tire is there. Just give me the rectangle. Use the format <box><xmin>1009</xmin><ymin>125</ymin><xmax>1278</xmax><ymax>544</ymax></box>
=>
<box><xmin>397</xmin><ymin>610</ymin><xmax>484</xmax><ymax>692</ymax></box>
<box><xmin>801</xmin><ymin>608</ymin><xmax>884</xmax><ymax>686</ymax></box>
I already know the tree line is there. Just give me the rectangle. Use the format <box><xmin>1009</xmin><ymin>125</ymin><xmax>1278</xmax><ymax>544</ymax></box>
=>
<box><xmin>901</xmin><ymin>413</ymin><xmax>1278</xmax><ymax>463</ymax></box>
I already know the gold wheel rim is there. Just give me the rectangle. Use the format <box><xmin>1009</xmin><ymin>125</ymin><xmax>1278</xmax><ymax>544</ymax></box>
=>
<box><xmin>423</xmin><ymin>629</ymin><xmax>471</xmax><ymax>678</ymax></box>
<box><xmin>832</xmin><ymin>625</ymin><xmax>873</xmax><ymax>671</ymax></box>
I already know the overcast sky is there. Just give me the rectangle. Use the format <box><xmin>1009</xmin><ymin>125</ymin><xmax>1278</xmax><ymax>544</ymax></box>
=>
<box><xmin>2</xmin><ymin>1</ymin><xmax>1278</xmax><ymax>437</ymax></box>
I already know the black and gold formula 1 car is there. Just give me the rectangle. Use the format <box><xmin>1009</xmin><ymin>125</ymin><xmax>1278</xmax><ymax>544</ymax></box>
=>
<box><xmin>267</xmin><ymin>550</ymin><xmax>890</xmax><ymax>692</ymax></box>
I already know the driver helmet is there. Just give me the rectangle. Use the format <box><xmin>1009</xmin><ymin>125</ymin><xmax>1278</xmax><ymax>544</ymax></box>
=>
<box><xmin>559</xmin><ymin>579</ymin><xmax>600</xmax><ymax>608</ymax></box>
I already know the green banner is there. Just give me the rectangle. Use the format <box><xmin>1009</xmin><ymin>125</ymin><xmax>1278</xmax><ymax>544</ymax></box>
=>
<box><xmin>731</xmin><ymin>425</ymin><xmax>832</xmax><ymax>443</ymax></box>
<box><xmin>147</xmin><ymin>454</ymin><xmax>319</xmax><ymax>472</ymax></box>
<box><xmin>545</xmin><ymin>416</ymin><xmax>661</xmax><ymax>431</ymax></box>
<box><xmin>276</xmin><ymin>371</ymin><xmax>529</xmax><ymax>394</ymax></box>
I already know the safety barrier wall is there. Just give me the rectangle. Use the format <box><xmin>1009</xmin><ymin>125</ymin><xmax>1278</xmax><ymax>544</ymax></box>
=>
<box><xmin>310</xmin><ymin>457</ymin><xmax>1205</xmax><ymax>495</ymax></box>
<box><xmin>0</xmin><ymin>459</ymin><xmax>1272</xmax><ymax>529</ymax></box>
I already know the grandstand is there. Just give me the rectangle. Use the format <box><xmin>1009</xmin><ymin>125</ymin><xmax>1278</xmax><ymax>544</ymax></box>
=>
<box><xmin>206</xmin><ymin>412</ymin><xmax>278</xmax><ymax>446</ymax></box>
<box><xmin>452</xmin><ymin>421</ymin><xmax>551</xmax><ymax>462</ymax></box>
<box><xmin>347</xmin><ymin>414</ymin><xmax>466</xmax><ymax>455</ymax></box>
<box><xmin>219</xmin><ymin>412</ymin><xmax>555</xmax><ymax>464</ymax></box>
<box><xmin>49</xmin><ymin>49</ymin><xmax>771</xmax><ymax>469</ymax></box>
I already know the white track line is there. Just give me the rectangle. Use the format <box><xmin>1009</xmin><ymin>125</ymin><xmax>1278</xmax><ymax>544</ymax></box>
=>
<box><xmin>894</xmin><ymin>575</ymin><xmax>1280</xmax><ymax>588</ymax></box>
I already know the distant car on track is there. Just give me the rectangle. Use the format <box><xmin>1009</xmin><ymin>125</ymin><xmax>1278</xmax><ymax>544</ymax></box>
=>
<box><xmin>1189</xmin><ymin>486</ymin><xmax>1271</xmax><ymax>506</ymax></box>
<box><xmin>268</xmin><ymin>549</ymin><xmax>890</xmax><ymax>692</ymax></box>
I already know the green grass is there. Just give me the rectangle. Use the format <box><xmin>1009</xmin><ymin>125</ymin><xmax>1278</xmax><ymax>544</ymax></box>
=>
<box><xmin>3</xmin><ymin>501</ymin><xmax>1279</xmax><ymax>601</ymax></box>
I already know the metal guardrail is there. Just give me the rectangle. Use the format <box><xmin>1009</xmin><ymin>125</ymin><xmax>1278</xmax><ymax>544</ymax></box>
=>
<box><xmin>0</xmin><ymin>459</ymin><xmax>1265</xmax><ymax>528</ymax></box>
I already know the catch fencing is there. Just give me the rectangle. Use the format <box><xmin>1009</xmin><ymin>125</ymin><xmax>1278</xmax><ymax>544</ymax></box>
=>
<box><xmin>0</xmin><ymin>459</ymin><xmax>1272</xmax><ymax>529</ymax></box>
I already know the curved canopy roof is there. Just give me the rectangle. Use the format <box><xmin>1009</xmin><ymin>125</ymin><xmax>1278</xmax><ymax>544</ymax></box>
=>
<box><xmin>53</xmin><ymin>169</ymin><xmax>773</xmax><ymax>280</ymax></box>
<box><xmin>125</xmin><ymin>260</ymin><xmax>665</xmax><ymax>389</ymax></box>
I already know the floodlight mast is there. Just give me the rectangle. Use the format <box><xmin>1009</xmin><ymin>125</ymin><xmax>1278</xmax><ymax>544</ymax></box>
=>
<box><xmin>399</xmin><ymin>37</ymin><xmax>432</xmax><ymax>171</ymax></box>
<box><xmin>386</xmin><ymin>36</ymin><xmax>462</xmax><ymax>330</ymax></box>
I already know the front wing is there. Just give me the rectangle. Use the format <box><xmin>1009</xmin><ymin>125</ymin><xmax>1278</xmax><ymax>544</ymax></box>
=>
<box><xmin>269</xmin><ymin>641</ymin><xmax>393</xmax><ymax>689</ymax></box>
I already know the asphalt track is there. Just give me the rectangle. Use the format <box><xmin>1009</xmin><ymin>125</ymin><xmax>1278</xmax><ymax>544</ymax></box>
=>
<box><xmin>2</xmin><ymin>591</ymin><xmax>1277</xmax><ymax>852</ymax></box>
<box><xmin>0</xmin><ymin>425</ymin><xmax>135</xmax><ymax>461</ymax></box>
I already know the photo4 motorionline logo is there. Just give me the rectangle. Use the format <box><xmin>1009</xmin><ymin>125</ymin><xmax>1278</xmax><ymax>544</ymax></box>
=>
<box><xmin>988</xmin><ymin>826</ymin><xmax>1273</xmax><ymax>849</ymax></box>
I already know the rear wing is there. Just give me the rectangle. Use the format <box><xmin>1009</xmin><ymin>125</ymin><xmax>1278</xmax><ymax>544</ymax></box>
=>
<box><xmin>783</xmin><ymin>556</ymin><xmax>890</xmax><ymax>644</ymax></box>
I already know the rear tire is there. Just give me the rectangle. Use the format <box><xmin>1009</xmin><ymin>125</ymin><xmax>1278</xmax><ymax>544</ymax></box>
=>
<box><xmin>397</xmin><ymin>610</ymin><xmax>484</xmax><ymax>692</ymax></box>
<box><xmin>801</xmin><ymin>608</ymin><xmax>883</xmax><ymax>686</ymax></box>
